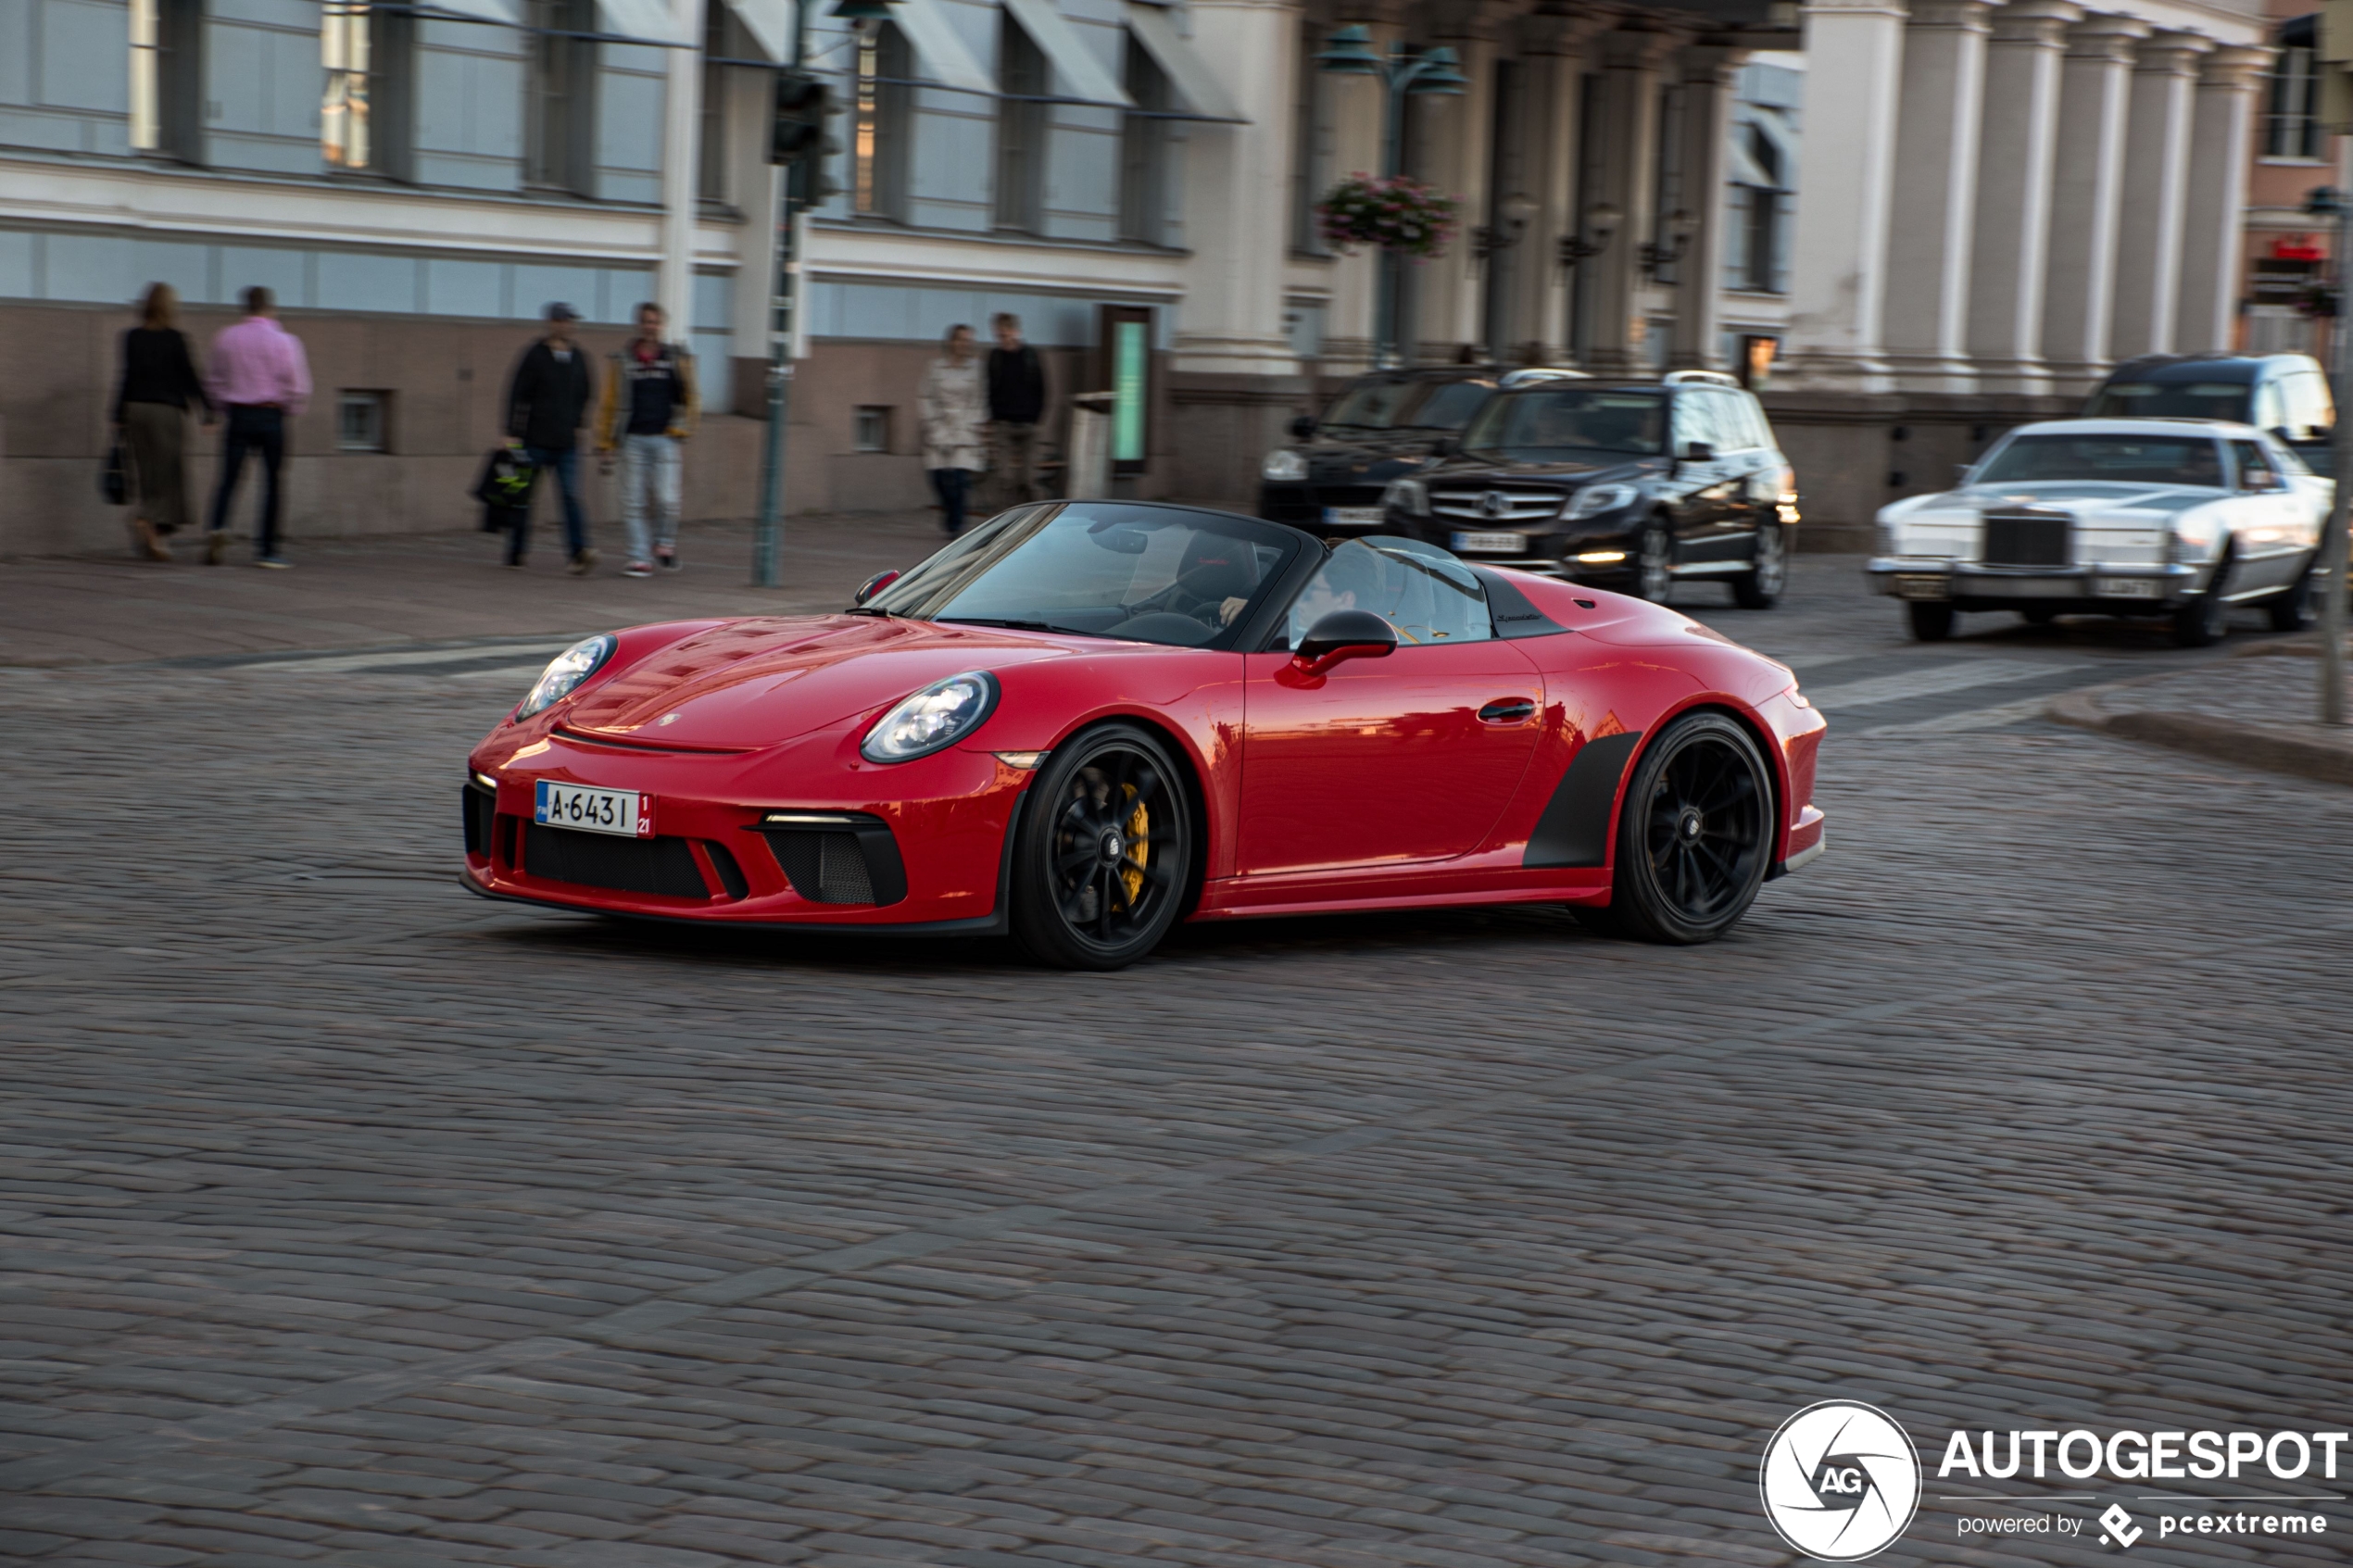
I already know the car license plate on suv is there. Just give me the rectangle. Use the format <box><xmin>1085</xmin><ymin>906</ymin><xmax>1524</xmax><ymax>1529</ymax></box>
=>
<box><xmin>1451</xmin><ymin>531</ymin><xmax>1527</xmax><ymax>554</ymax></box>
<box><xmin>535</xmin><ymin>780</ymin><xmax>649</xmax><ymax>837</ymax></box>
<box><xmin>2096</xmin><ymin>577</ymin><xmax>2160</xmax><ymax>599</ymax></box>
<box><xmin>1323</xmin><ymin>506</ymin><xmax>1386</xmax><ymax>527</ymax></box>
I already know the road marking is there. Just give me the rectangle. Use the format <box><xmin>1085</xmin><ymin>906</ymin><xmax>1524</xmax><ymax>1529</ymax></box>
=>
<box><xmin>1804</xmin><ymin>658</ymin><xmax>2091</xmax><ymax>712</ymax></box>
<box><xmin>242</xmin><ymin>642</ymin><xmax>569</xmax><ymax>675</ymax></box>
<box><xmin>1849</xmin><ymin>694</ymin><xmax>2060</xmax><ymax>738</ymax></box>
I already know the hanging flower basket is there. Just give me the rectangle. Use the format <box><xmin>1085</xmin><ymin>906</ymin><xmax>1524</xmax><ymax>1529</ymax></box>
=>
<box><xmin>1316</xmin><ymin>174</ymin><xmax>1460</xmax><ymax>259</ymax></box>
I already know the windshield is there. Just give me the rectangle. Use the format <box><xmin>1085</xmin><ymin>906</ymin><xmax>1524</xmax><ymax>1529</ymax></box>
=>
<box><xmin>1464</xmin><ymin>388</ymin><xmax>1667</xmax><ymax>460</ymax></box>
<box><xmin>1973</xmin><ymin>434</ymin><xmax>2226</xmax><ymax>488</ymax></box>
<box><xmin>2084</xmin><ymin>380</ymin><xmax>2253</xmax><ymax>422</ymax></box>
<box><xmin>1322</xmin><ymin>378</ymin><xmax>1492</xmax><ymax>432</ymax></box>
<box><xmin>862</xmin><ymin>503</ymin><xmax>1309</xmax><ymax>647</ymax></box>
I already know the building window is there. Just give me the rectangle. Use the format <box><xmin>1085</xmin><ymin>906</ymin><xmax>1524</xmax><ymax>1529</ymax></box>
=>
<box><xmin>852</xmin><ymin>22</ymin><xmax>912</xmax><ymax>218</ymax></box>
<box><xmin>527</xmin><ymin>0</ymin><xmax>597</xmax><ymax>193</ymax></box>
<box><xmin>130</xmin><ymin>0</ymin><xmax>202</xmax><ymax>159</ymax></box>
<box><xmin>852</xmin><ymin>406</ymin><xmax>892</xmax><ymax>452</ymax></box>
<box><xmin>1290</xmin><ymin>23</ymin><xmax>1329</xmax><ymax>254</ymax></box>
<box><xmin>699</xmin><ymin>4</ymin><xmax>728</xmax><ymax>201</ymax></box>
<box><xmin>1119</xmin><ymin>35</ymin><xmax>1171</xmax><ymax>245</ymax></box>
<box><xmin>338</xmin><ymin>392</ymin><xmax>389</xmax><ymax>452</ymax></box>
<box><xmin>2266</xmin><ymin>42</ymin><xmax>2321</xmax><ymax>160</ymax></box>
<box><xmin>322</xmin><ymin>2</ymin><xmax>372</xmax><ymax>168</ymax></box>
<box><xmin>995</xmin><ymin>14</ymin><xmax>1048</xmax><ymax>232</ymax></box>
<box><xmin>1730</xmin><ymin>124</ymin><xmax>1786</xmax><ymax>294</ymax></box>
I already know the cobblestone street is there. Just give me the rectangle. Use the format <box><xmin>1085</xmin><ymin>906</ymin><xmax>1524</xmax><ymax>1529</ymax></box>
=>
<box><xmin>3</xmin><ymin>549</ymin><xmax>2349</xmax><ymax>1566</ymax></box>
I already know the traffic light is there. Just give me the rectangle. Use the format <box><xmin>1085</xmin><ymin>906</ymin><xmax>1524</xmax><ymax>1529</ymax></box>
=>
<box><xmin>770</xmin><ymin>71</ymin><xmax>828</xmax><ymax>164</ymax></box>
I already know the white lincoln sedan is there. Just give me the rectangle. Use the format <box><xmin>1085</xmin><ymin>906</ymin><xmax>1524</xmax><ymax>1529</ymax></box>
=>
<box><xmin>1868</xmin><ymin>418</ymin><xmax>2328</xmax><ymax>646</ymax></box>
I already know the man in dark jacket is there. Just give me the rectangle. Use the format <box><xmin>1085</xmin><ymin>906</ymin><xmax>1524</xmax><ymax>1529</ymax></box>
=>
<box><xmin>504</xmin><ymin>302</ymin><xmax>598</xmax><ymax>572</ymax></box>
<box><xmin>986</xmin><ymin>312</ymin><xmax>1047</xmax><ymax>508</ymax></box>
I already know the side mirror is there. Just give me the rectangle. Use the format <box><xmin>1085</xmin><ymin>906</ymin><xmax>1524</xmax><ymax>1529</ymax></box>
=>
<box><xmin>2271</xmin><ymin>426</ymin><xmax>2297</xmax><ymax>446</ymax></box>
<box><xmin>1290</xmin><ymin>415</ymin><xmax>1317</xmax><ymax>440</ymax></box>
<box><xmin>1291</xmin><ymin>609</ymin><xmax>1398</xmax><ymax>674</ymax></box>
<box><xmin>853</xmin><ymin>568</ymin><xmax>900</xmax><ymax>606</ymax></box>
<box><xmin>1681</xmin><ymin>440</ymin><xmax>1714</xmax><ymax>463</ymax></box>
<box><xmin>1431</xmin><ymin>435</ymin><xmax>1460</xmax><ymax>458</ymax></box>
<box><xmin>1954</xmin><ymin>462</ymin><xmax>1974</xmax><ymax>485</ymax></box>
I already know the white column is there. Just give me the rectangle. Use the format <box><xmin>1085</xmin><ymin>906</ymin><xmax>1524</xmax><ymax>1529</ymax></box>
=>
<box><xmin>1966</xmin><ymin>0</ymin><xmax>2077</xmax><ymax>393</ymax></box>
<box><xmin>1669</xmin><ymin>44</ymin><xmax>1744</xmax><ymax>370</ymax></box>
<box><xmin>1172</xmin><ymin>0</ymin><xmax>1301</xmax><ymax>380</ymax></box>
<box><xmin>2176</xmin><ymin>46</ymin><xmax>2271</xmax><ymax>352</ymax></box>
<box><xmin>656</xmin><ymin>0</ymin><xmax>711</xmax><ymax>334</ymax></box>
<box><xmin>2040</xmin><ymin>13</ymin><xmax>2144</xmax><ymax>387</ymax></box>
<box><xmin>1881</xmin><ymin>0</ymin><xmax>1990</xmax><ymax>392</ymax></box>
<box><xmin>1502</xmin><ymin>19</ymin><xmax>1592</xmax><ymax>362</ymax></box>
<box><xmin>1580</xmin><ymin>29</ymin><xmax>1672</xmax><ymax>375</ymax></box>
<box><xmin>1320</xmin><ymin>7</ymin><xmax>1403</xmax><ymax>375</ymax></box>
<box><xmin>2108</xmin><ymin>31</ymin><xmax>2209</xmax><ymax>360</ymax></box>
<box><xmin>1781</xmin><ymin>0</ymin><xmax>1906</xmax><ymax>390</ymax></box>
<box><xmin>1414</xmin><ymin>24</ymin><xmax>1499</xmax><ymax>363</ymax></box>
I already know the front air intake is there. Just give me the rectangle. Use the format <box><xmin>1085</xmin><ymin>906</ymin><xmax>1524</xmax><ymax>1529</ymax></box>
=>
<box><xmin>756</xmin><ymin>811</ymin><xmax>909</xmax><ymax>907</ymax></box>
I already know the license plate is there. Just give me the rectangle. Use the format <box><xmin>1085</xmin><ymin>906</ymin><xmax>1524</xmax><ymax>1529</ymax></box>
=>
<box><xmin>535</xmin><ymin>780</ymin><xmax>650</xmax><ymax>837</ymax></box>
<box><xmin>1323</xmin><ymin>506</ymin><xmax>1386</xmax><ymax>526</ymax></box>
<box><xmin>1892</xmin><ymin>573</ymin><xmax>1950</xmax><ymax>600</ymax></box>
<box><xmin>1451</xmin><ymin>531</ymin><xmax>1528</xmax><ymax>554</ymax></box>
<box><xmin>2096</xmin><ymin>577</ymin><xmax>2160</xmax><ymax>599</ymax></box>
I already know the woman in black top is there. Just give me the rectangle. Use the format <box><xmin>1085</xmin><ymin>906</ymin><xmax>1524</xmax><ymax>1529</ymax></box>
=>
<box><xmin>113</xmin><ymin>282</ymin><xmax>210</xmax><ymax>560</ymax></box>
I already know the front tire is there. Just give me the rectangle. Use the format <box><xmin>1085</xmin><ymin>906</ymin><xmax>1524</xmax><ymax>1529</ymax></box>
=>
<box><xmin>1602</xmin><ymin>712</ymin><xmax>1774</xmax><ymax>945</ymax></box>
<box><xmin>2268</xmin><ymin>557</ymin><xmax>2318</xmax><ymax>633</ymax></box>
<box><xmin>1906</xmin><ymin>601</ymin><xmax>1955</xmax><ymax>642</ymax></box>
<box><xmin>2171</xmin><ymin>554</ymin><xmax>2233</xmax><ymax>648</ymax></box>
<box><xmin>1731</xmin><ymin>520</ymin><xmax>1786</xmax><ymax>609</ymax></box>
<box><xmin>1009</xmin><ymin>723</ymin><xmax>1191</xmax><ymax>971</ymax></box>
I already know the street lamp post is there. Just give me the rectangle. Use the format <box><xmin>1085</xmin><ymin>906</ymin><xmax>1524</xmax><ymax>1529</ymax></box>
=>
<box><xmin>2304</xmin><ymin>183</ymin><xmax>2350</xmax><ymax>725</ymax></box>
<box><xmin>752</xmin><ymin>0</ymin><xmax>895</xmax><ymax>588</ymax></box>
<box><xmin>1314</xmin><ymin>25</ymin><xmax>1466</xmax><ymax>369</ymax></box>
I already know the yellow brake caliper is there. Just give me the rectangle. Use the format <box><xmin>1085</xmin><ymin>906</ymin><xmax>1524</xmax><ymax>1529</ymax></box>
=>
<box><xmin>1122</xmin><ymin>785</ymin><xmax>1148</xmax><ymax>905</ymax></box>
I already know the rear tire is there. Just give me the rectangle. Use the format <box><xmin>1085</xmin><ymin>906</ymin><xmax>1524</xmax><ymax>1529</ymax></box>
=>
<box><xmin>1731</xmin><ymin>520</ymin><xmax>1786</xmax><ymax>609</ymax></box>
<box><xmin>2171</xmin><ymin>554</ymin><xmax>2233</xmax><ymax>648</ymax></box>
<box><xmin>2268</xmin><ymin>557</ymin><xmax>2318</xmax><ymax>633</ymax></box>
<box><xmin>1602</xmin><ymin>712</ymin><xmax>1775</xmax><ymax>945</ymax></box>
<box><xmin>1906</xmin><ymin>601</ymin><xmax>1955</xmax><ymax>642</ymax></box>
<box><xmin>1009</xmin><ymin>723</ymin><xmax>1192</xmax><ymax>971</ymax></box>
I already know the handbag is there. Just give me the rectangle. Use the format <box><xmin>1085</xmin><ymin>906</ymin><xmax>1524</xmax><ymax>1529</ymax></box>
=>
<box><xmin>101</xmin><ymin>441</ymin><xmax>129</xmax><ymax>507</ymax></box>
<box><xmin>472</xmin><ymin>445</ymin><xmax>538</xmax><ymax>532</ymax></box>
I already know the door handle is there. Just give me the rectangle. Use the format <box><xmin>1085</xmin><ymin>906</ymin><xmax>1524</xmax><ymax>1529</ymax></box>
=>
<box><xmin>1478</xmin><ymin>697</ymin><xmax>1537</xmax><ymax>724</ymax></box>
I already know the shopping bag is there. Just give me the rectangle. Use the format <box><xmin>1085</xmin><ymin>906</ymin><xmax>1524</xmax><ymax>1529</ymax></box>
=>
<box><xmin>472</xmin><ymin>446</ymin><xmax>537</xmax><ymax>508</ymax></box>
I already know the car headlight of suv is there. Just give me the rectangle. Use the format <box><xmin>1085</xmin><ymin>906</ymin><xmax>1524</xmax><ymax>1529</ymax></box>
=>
<box><xmin>862</xmin><ymin>671</ymin><xmax>1000</xmax><ymax>763</ymax></box>
<box><xmin>1263</xmin><ymin>448</ymin><xmax>1310</xmax><ymax>483</ymax></box>
<box><xmin>1563</xmin><ymin>483</ymin><xmax>1637</xmax><ymax>521</ymax></box>
<box><xmin>516</xmin><ymin>633</ymin><xmax>616</xmax><ymax>719</ymax></box>
<box><xmin>1382</xmin><ymin>477</ymin><xmax>1429</xmax><ymax>516</ymax></box>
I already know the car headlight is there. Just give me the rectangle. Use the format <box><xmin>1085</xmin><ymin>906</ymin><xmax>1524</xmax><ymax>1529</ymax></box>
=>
<box><xmin>1382</xmin><ymin>478</ymin><xmax>1429</xmax><ymax>516</ymax></box>
<box><xmin>516</xmin><ymin>633</ymin><xmax>616</xmax><ymax>719</ymax></box>
<box><xmin>1563</xmin><ymin>483</ymin><xmax>1637</xmax><ymax>521</ymax></box>
<box><xmin>1263</xmin><ymin>448</ymin><xmax>1309</xmax><ymax>483</ymax></box>
<box><xmin>861</xmin><ymin>671</ymin><xmax>1000</xmax><ymax>763</ymax></box>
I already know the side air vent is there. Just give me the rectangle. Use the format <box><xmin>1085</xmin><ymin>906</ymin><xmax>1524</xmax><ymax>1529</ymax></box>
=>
<box><xmin>756</xmin><ymin>811</ymin><xmax>909</xmax><ymax>907</ymax></box>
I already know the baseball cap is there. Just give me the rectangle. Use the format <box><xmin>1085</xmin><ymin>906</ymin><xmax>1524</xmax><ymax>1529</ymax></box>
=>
<box><xmin>544</xmin><ymin>301</ymin><xmax>580</xmax><ymax>322</ymax></box>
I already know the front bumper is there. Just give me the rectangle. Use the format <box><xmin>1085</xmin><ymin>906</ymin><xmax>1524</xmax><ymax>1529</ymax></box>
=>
<box><xmin>1398</xmin><ymin>513</ymin><xmax>1644</xmax><ymax>581</ymax></box>
<box><xmin>1866</xmin><ymin>558</ymin><xmax>2200</xmax><ymax>609</ymax></box>
<box><xmin>1259</xmin><ymin>483</ymin><xmax>1392</xmax><ymax>530</ymax></box>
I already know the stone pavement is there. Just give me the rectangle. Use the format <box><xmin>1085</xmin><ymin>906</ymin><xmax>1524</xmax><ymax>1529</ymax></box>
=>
<box><xmin>2051</xmin><ymin>639</ymin><xmax>2353</xmax><ymax>787</ymax></box>
<box><xmin>2</xmin><ymin>558</ymin><xmax>2348</xmax><ymax>1567</ymax></box>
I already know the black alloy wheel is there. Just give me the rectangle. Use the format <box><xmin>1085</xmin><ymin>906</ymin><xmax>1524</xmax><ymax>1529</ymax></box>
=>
<box><xmin>2268</xmin><ymin>557</ymin><xmax>2319</xmax><ymax>633</ymax></box>
<box><xmin>1010</xmin><ymin>723</ymin><xmax>1192</xmax><ymax>971</ymax></box>
<box><xmin>1598</xmin><ymin>712</ymin><xmax>1774</xmax><ymax>945</ymax></box>
<box><xmin>1731</xmin><ymin>519</ymin><xmax>1786</xmax><ymax>609</ymax></box>
<box><xmin>1906</xmin><ymin>600</ymin><xmax>1955</xmax><ymax>642</ymax></box>
<box><xmin>2020</xmin><ymin>607</ymin><xmax>2059</xmax><ymax>626</ymax></box>
<box><xmin>1636</xmin><ymin>519</ymin><xmax>1675</xmax><ymax>603</ymax></box>
<box><xmin>2171</xmin><ymin>551</ymin><xmax>2233</xmax><ymax>648</ymax></box>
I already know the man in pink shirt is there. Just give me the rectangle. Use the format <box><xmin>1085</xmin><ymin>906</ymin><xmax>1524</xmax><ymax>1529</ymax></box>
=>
<box><xmin>204</xmin><ymin>285</ymin><xmax>312</xmax><ymax>568</ymax></box>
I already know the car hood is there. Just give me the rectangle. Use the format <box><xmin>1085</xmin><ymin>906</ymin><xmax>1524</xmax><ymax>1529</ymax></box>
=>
<box><xmin>1894</xmin><ymin>481</ymin><xmax>2229</xmax><ymax>525</ymax></box>
<box><xmin>1295</xmin><ymin>434</ymin><xmax>1447</xmax><ymax>484</ymax></box>
<box><xmin>558</xmin><ymin>615</ymin><xmax>1084</xmax><ymax>749</ymax></box>
<box><xmin>1424</xmin><ymin>456</ymin><xmax>1662</xmax><ymax>486</ymax></box>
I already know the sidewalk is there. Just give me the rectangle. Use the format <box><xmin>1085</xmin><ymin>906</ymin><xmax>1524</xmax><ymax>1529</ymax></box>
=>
<box><xmin>0</xmin><ymin>513</ymin><xmax>950</xmax><ymax>667</ymax></box>
<box><xmin>2051</xmin><ymin>638</ymin><xmax>2353</xmax><ymax>786</ymax></box>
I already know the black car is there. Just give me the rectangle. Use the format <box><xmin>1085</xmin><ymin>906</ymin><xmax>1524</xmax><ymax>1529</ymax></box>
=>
<box><xmin>1381</xmin><ymin>371</ymin><xmax>1799</xmax><ymax>608</ymax></box>
<box><xmin>1258</xmin><ymin>367</ymin><xmax>1581</xmax><ymax>533</ymax></box>
<box><xmin>2085</xmin><ymin>353</ymin><xmax>2335</xmax><ymax>475</ymax></box>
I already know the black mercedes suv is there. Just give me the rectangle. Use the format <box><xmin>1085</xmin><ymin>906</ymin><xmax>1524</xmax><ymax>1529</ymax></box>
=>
<box><xmin>1381</xmin><ymin>371</ymin><xmax>1800</xmax><ymax>608</ymax></box>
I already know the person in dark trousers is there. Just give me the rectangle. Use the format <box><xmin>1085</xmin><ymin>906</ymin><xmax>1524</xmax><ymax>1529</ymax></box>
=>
<box><xmin>504</xmin><ymin>302</ymin><xmax>599</xmax><ymax>573</ymax></box>
<box><xmin>204</xmin><ymin>285</ymin><xmax>311</xmax><ymax>568</ymax></box>
<box><xmin>985</xmin><ymin>311</ymin><xmax>1047</xmax><ymax>508</ymax></box>
<box><xmin>113</xmin><ymin>282</ymin><xmax>212</xmax><ymax>561</ymax></box>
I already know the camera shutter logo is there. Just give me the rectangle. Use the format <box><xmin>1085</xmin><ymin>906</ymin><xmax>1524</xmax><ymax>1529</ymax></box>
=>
<box><xmin>1758</xmin><ymin>1401</ymin><xmax>1922</xmax><ymax>1561</ymax></box>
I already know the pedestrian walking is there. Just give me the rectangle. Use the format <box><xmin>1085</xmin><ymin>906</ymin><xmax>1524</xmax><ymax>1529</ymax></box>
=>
<box><xmin>204</xmin><ymin>285</ymin><xmax>310</xmax><ymax>569</ymax></box>
<box><xmin>112</xmin><ymin>282</ymin><xmax>211</xmax><ymax>562</ymax></box>
<box><xmin>920</xmin><ymin>323</ymin><xmax>988</xmax><ymax>537</ymax></box>
<box><xmin>597</xmin><ymin>302</ymin><xmax>698</xmax><ymax>578</ymax></box>
<box><xmin>985</xmin><ymin>312</ymin><xmax>1047</xmax><ymax>508</ymax></box>
<box><xmin>504</xmin><ymin>302</ymin><xmax>599</xmax><ymax>573</ymax></box>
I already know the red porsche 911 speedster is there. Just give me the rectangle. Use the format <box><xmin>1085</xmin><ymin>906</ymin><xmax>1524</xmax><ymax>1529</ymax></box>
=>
<box><xmin>461</xmin><ymin>501</ymin><xmax>1825</xmax><ymax>969</ymax></box>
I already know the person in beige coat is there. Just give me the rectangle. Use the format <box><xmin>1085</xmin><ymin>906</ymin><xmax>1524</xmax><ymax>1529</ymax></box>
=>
<box><xmin>919</xmin><ymin>323</ymin><xmax>988</xmax><ymax>536</ymax></box>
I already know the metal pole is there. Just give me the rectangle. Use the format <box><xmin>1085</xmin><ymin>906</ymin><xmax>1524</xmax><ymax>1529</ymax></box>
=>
<box><xmin>750</xmin><ymin>7</ymin><xmax>812</xmax><ymax>589</ymax></box>
<box><xmin>2325</xmin><ymin>189</ymin><xmax>2352</xmax><ymax>724</ymax></box>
